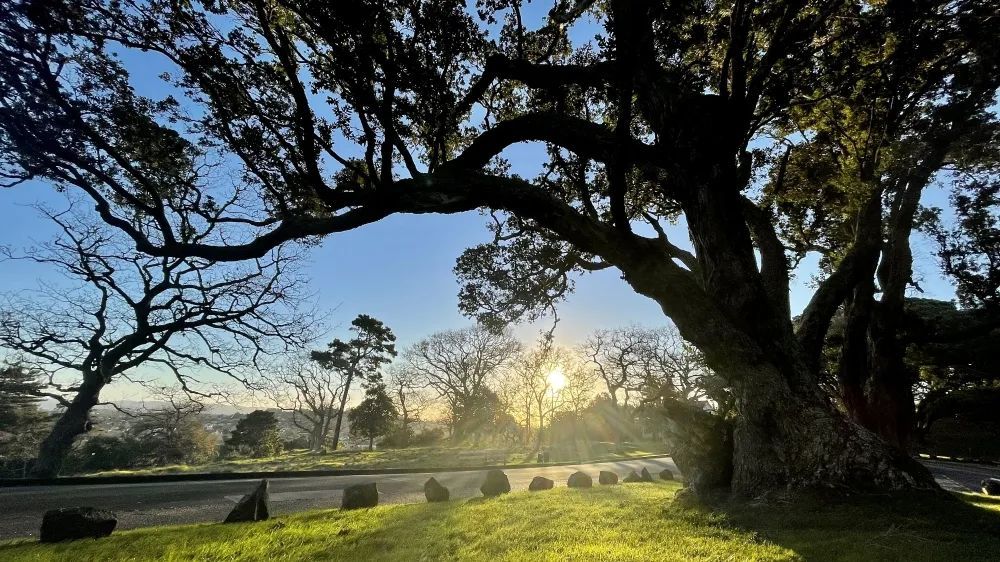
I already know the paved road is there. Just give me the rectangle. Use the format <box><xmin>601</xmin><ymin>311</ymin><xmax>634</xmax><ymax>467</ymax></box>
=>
<box><xmin>0</xmin><ymin>457</ymin><xmax>677</xmax><ymax>540</ymax></box>
<box><xmin>2</xmin><ymin>457</ymin><xmax>994</xmax><ymax>540</ymax></box>
<box><xmin>923</xmin><ymin>459</ymin><xmax>998</xmax><ymax>492</ymax></box>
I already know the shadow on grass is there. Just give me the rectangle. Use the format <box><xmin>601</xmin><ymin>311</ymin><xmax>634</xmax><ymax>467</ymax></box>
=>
<box><xmin>709</xmin><ymin>490</ymin><xmax>1000</xmax><ymax>561</ymax></box>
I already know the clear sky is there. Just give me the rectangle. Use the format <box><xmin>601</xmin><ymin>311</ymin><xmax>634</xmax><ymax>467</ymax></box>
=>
<box><xmin>0</xmin><ymin>3</ymin><xmax>959</xmax><ymax>404</ymax></box>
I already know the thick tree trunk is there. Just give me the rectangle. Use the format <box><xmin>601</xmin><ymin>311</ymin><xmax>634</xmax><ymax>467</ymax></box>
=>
<box><xmin>31</xmin><ymin>378</ymin><xmax>103</xmax><ymax>478</ymax></box>
<box><xmin>686</xmin><ymin>359</ymin><xmax>938</xmax><ymax>500</ymax></box>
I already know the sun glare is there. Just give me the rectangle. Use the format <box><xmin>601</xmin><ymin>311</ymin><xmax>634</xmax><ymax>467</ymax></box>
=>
<box><xmin>547</xmin><ymin>367</ymin><xmax>567</xmax><ymax>391</ymax></box>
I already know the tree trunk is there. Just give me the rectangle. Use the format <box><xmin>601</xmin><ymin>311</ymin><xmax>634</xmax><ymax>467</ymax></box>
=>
<box><xmin>31</xmin><ymin>378</ymin><xmax>103</xmax><ymax>478</ymax></box>
<box><xmin>330</xmin><ymin>373</ymin><xmax>353</xmax><ymax>451</ymax></box>
<box><xmin>684</xmin><ymin>358</ymin><xmax>938</xmax><ymax>499</ymax></box>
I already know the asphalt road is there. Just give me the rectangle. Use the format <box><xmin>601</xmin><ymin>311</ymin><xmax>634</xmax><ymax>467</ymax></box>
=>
<box><xmin>0</xmin><ymin>457</ymin><xmax>677</xmax><ymax>540</ymax></box>
<box><xmin>922</xmin><ymin>459</ymin><xmax>998</xmax><ymax>492</ymax></box>
<box><xmin>2</xmin><ymin>457</ymin><xmax>995</xmax><ymax>540</ymax></box>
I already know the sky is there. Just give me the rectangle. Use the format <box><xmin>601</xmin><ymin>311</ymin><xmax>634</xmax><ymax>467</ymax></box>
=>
<box><xmin>0</xmin><ymin>2</ymin><xmax>960</xmax><ymax>405</ymax></box>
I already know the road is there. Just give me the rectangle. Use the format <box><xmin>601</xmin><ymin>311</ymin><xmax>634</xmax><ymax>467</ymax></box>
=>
<box><xmin>0</xmin><ymin>457</ymin><xmax>677</xmax><ymax>540</ymax></box>
<box><xmin>2</xmin><ymin>456</ymin><xmax>995</xmax><ymax>540</ymax></box>
<box><xmin>922</xmin><ymin>459</ymin><xmax>997</xmax><ymax>492</ymax></box>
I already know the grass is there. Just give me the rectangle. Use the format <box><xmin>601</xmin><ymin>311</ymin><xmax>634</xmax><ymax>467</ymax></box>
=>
<box><xmin>77</xmin><ymin>441</ymin><xmax>668</xmax><ymax>477</ymax></box>
<box><xmin>3</xmin><ymin>482</ymin><xmax>1000</xmax><ymax>561</ymax></box>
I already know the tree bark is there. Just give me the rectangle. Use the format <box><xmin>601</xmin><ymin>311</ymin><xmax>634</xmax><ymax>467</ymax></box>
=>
<box><xmin>330</xmin><ymin>373</ymin><xmax>353</xmax><ymax>451</ymax></box>
<box><xmin>31</xmin><ymin>377</ymin><xmax>103</xmax><ymax>478</ymax></box>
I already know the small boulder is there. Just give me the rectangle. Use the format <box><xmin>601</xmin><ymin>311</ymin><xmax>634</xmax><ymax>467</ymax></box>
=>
<box><xmin>622</xmin><ymin>470</ymin><xmax>642</xmax><ymax>483</ymax></box>
<box><xmin>529</xmin><ymin>476</ymin><xmax>554</xmax><ymax>491</ymax></box>
<box><xmin>598</xmin><ymin>471</ymin><xmax>618</xmax><ymax>485</ymax></box>
<box><xmin>640</xmin><ymin>467</ymin><xmax>654</xmax><ymax>482</ymax></box>
<box><xmin>424</xmin><ymin>477</ymin><xmax>450</xmax><ymax>503</ymax></box>
<box><xmin>983</xmin><ymin>478</ymin><xmax>1000</xmax><ymax>496</ymax></box>
<box><xmin>659</xmin><ymin>468</ymin><xmax>675</xmax><ymax>481</ymax></box>
<box><xmin>480</xmin><ymin>469</ymin><xmax>511</xmax><ymax>497</ymax></box>
<box><xmin>40</xmin><ymin>507</ymin><xmax>117</xmax><ymax>543</ymax></box>
<box><xmin>567</xmin><ymin>471</ymin><xmax>593</xmax><ymax>488</ymax></box>
<box><xmin>342</xmin><ymin>482</ymin><xmax>379</xmax><ymax>509</ymax></box>
<box><xmin>224</xmin><ymin>479</ymin><xmax>270</xmax><ymax>523</ymax></box>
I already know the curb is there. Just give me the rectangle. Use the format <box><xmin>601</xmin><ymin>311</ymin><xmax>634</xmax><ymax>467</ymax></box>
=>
<box><xmin>918</xmin><ymin>454</ymin><xmax>999</xmax><ymax>467</ymax></box>
<box><xmin>0</xmin><ymin>454</ymin><xmax>672</xmax><ymax>488</ymax></box>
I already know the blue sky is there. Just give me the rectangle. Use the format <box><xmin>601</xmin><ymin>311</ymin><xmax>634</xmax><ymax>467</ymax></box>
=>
<box><xmin>0</xmin><ymin>2</ymin><xmax>960</xmax><ymax>402</ymax></box>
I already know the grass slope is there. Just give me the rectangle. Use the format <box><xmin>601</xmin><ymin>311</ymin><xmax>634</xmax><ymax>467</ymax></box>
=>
<box><xmin>3</xmin><ymin>482</ymin><xmax>999</xmax><ymax>561</ymax></box>
<box><xmin>78</xmin><ymin>442</ymin><xmax>668</xmax><ymax>477</ymax></box>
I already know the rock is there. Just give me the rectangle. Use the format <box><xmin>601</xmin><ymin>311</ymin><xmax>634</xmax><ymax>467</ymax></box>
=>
<box><xmin>424</xmin><ymin>477</ymin><xmax>450</xmax><ymax>502</ymax></box>
<box><xmin>622</xmin><ymin>470</ymin><xmax>642</xmax><ymax>483</ymax></box>
<box><xmin>640</xmin><ymin>467</ymin><xmax>654</xmax><ymax>482</ymax></box>
<box><xmin>342</xmin><ymin>482</ymin><xmax>379</xmax><ymax>509</ymax></box>
<box><xmin>983</xmin><ymin>478</ymin><xmax>1000</xmax><ymax>496</ymax></box>
<box><xmin>672</xmin><ymin>487</ymin><xmax>701</xmax><ymax>509</ymax></box>
<box><xmin>659</xmin><ymin>469</ymin><xmax>675</xmax><ymax>481</ymax></box>
<box><xmin>480</xmin><ymin>469</ymin><xmax>511</xmax><ymax>497</ymax></box>
<box><xmin>567</xmin><ymin>471</ymin><xmax>593</xmax><ymax>488</ymax></box>
<box><xmin>529</xmin><ymin>476</ymin><xmax>554</xmax><ymax>491</ymax></box>
<box><xmin>40</xmin><ymin>507</ymin><xmax>117</xmax><ymax>543</ymax></box>
<box><xmin>599</xmin><ymin>471</ymin><xmax>619</xmax><ymax>485</ymax></box>
<box><xmin>224</xmin><ymin>479</ymin><xmax>270</xmax><ymax>523</ymax></box>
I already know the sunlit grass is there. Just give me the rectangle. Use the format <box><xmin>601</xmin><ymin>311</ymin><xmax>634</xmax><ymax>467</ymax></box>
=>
<box><xmin>3</xmin><ymin>482</ymin><xmax>999</xmax><ymax>561</ymax></box>
<box><xmin>78</xmin><ymin>441</ymin><xmax>669</xmax><ymax>477</ymax></box>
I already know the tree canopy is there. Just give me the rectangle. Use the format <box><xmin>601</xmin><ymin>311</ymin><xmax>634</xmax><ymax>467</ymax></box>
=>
<box><xmin>2</xmin><ymin>0</ymin><xmax>998</xmax><ymax>497</ymax></box>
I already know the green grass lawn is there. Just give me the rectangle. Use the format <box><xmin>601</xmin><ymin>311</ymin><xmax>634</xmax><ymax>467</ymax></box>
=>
<box><xmin>77</xmin><ymin>441</ymin><xmax>668</xmax><ymax>477</ymax></box>
<box><xmin>3</xmin><ymin>482</ymin><xmax>999</xmax><ymax>561</ymax></box>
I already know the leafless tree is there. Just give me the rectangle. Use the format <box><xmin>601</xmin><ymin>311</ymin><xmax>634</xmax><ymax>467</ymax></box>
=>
<box><xmin>634</xmin><ymin>326</ymin><xmax>714</xmax><ymax>405</ymax></box>
<box><xmin>267</xmin><ymin>357</ymin><xmax>345</xmax><ymax>451</ymax></box>
<box><xmin>383</xmin><ymin>362</ymin><xmax>430</xmax><ymax>448</ymax></box>
<box><xmin>404</xmin><ymin>325</ymin><xmax>520</xmax><ymax>439</ymax></box>
<box><xmin>0</xmin><ymin>204</ymin><xmax>311</xmax><ymax>476</ymax></box>
<box><xmin>580</xmin><ymin>327</ymin><xmax>648</xmax><ymax>408</ymax></box>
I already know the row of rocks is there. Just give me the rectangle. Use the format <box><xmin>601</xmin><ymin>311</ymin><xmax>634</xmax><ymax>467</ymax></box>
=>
<box><xmin>37</xmin><ymin>466</ymin><xmax>678</xmax><ymax>542</ymax></box>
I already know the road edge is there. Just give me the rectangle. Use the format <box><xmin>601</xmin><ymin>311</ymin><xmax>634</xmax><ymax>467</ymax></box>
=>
<box><xmin>0</xmin><ymin>454</ymin><xmax>672</xmax><ymax>487</ymax></box>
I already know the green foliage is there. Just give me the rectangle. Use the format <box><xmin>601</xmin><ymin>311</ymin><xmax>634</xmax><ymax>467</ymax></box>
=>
<box><xmin>348</xmin><ymin>384</ymin><xmax>399</xmax><ymax>450</ymax></box>
<box><xmin>920</xmin><ymin>179</ymin><xmax>1000</xmax><ymax>309</ymax></box>
<box><xmin>0</xmin><ymin>366</ymin><xmax>51</xmax><ymax>475</ymax></box>
<box><xmin>65</xmin><ymin>435</ymin><xmax>147</xmax><ymax>472</ymax></box>
<box><xmin>311</xmin><ymin>315</ymin><xmax>397</xmax><ymax>389</ymax></box>
<box><xmin>223</xmin><ymin>410</ymin><xmax>282</xmax><ymax>458</ymax></box>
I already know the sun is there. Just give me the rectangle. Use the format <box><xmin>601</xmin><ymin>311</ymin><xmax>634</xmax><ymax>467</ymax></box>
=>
<box><xmin>547</xmin><ymin>367</ymin><xmax>567</xmax><ymax>391</ymax></box>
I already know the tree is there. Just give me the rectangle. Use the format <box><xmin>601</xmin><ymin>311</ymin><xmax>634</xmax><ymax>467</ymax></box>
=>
<box><xmin>223</xmin><ymin>410</ymin><xmax>282</xmax><ymax>458</ymax></box>
<box><xmin>5</xmin><ymin>0</ymin><xmax>997</xmax><ymax>496</ymax></box>
<box><xmin>0</xmin><ymin>365</ymin><xmax>51</xmax><ymax>476</ymax></box>
<box><xmin>348</xmin><ymin>383</ymin><xmax>398</xmax><ymax>451</ymax></box>
<box><xmin>383</xmin><ymin>362</ymin><xmax>430</xmax><ymax>448</ymax></box>
<box><xmin>310</xmin><ymin>315</ymin><xmax>397</xmax><ymax>450</ymax></box>
<box><xmin>405</xmin><ymin>326</ymin><xmax>520</xmax><ymax>440</ymax></box>
<box><xmin>268</xmin><ymin>357</ymin><xmax>345</xmax><ymax>451</ymax></box>
<box><xmin>0</xmin><ymin>205</ymin><xmax>308</xmax><ymax>476</ymax></box>
<box><xmin>129</xmin><ymin>393</ymin><xmax>219</xmax><ymax>465</ymax></box>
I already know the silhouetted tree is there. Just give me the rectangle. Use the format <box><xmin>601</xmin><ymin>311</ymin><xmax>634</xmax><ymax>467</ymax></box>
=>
<box><xmin>0</xmin><ymin>205</ymin><xmax>308</xmax><ymax>476</ymax></box>
<box><xmin>4</xmin><ymin>0</ymin><xmax>997</xmax><ymax>496</ymax></box>
<box><xmin>311</xmin><ymin>315</ymin><xmax>396</xmax><ymax>450</ymax></box>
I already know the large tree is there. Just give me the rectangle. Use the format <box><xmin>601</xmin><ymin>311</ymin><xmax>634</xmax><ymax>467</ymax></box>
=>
<box><xmin>3</xmin><ymin>0</ymin><xmax>998</xmax><ymax>496</ymax></box>
<box><xmin>404</xmin><ymin>325</ymin><xmax>520</xmax><ymax>440</ymax></box>
<box><xmin>268</xmin><ymin>357</ymin><xmax>345</xmax><ymax>451</ymax></box>
<box><xmin>0</xmin><ymin>206</ymin><xmax>307</xmax><ymax>476</ymax></box>
<box><xmin>310</xmin><ymin>315</ymin><xmax>397</xmax><ymax>450</ymax></box>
